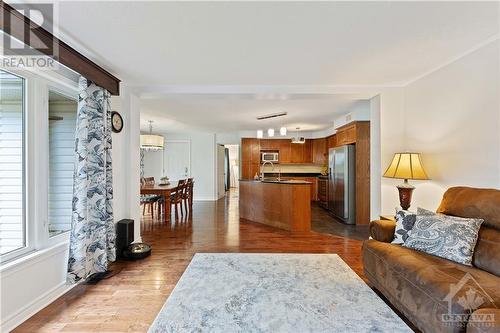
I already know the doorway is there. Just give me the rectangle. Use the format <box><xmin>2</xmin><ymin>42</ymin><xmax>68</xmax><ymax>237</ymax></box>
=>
<box><xmin>164</xmin><ymin>140</ymin><xmax>190</xmax><ymax>181</ymax></box>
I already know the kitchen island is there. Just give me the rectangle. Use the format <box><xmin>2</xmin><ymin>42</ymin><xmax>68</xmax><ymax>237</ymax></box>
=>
<box><xmin>239</xmin><ymin>179</ymin><xmax>311</xmax><ymax>232</ymax></box>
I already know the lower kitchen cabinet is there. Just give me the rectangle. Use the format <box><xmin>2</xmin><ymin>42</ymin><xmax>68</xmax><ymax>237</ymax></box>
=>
<box><xmin>317</xmin><ymin>177</ymin><xmax>328</xmax><ymax>208</ymax></box>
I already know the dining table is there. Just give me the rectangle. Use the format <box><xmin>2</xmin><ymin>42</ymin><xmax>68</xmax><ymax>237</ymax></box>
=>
<box><xmin>140</xmin><ymin>181</ymin><xmax>180</xmax><ymax>222</ymax></box>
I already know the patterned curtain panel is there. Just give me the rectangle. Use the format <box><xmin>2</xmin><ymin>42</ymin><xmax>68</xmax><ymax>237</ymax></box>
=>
<box><xmin>67</xmin><ymin>77</ymin><xmax>115</xmax><ymax>283</ymax></box>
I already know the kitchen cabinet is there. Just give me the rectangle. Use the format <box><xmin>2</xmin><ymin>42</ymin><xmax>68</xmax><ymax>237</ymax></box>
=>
<box><xmin>327</xmin><ymin>134</ymin><xmax>337</xmax><ymax>149</ymax></box>
<box><xmin>260</xmin><ymin>139</ymin><xmax>280</xmax><ymax>150</ymax></box>
<box><xmin>241</xmin><ymin>120</ymin><xmax>370</xmax><ymax>223</ymax></box>
<box><xmin>241</xmin><ymin>162</ymin><xmax>261</xmax><ymax>180</ymax></box>
<box><xmin>335</xmin><ymin>123</ymin><xmax>357</xmax><ymax>145</ymax></box>
<box><xmin>281</xmin><ymin>176</ymin><xmax>318</xmax><ymax>201</ymax></box>
<box><xmin>317</xmin><ymin>177</ymin><xmax>328</xmax><ymax>208</ymax></box>
<box><xmin>290</xmin><ymin>143</ymin><xmax>303</xmax><ymax>163</ymax></box>
<box><xmin>312</xmin><ymin>138</ymin><xmax>327</xmax><ymax>165</ymax></box>
<box><xmin>303</xmin><ymin>140</ymin><xmax>313</xmax><ymax>163</ymax></box>
<box><xmin>279</xmin><ymin>140</ymin><xmax>291</xmax><ymax>163</ymax></box>
<box><xmin>290</xmin><ymin>140</ymin><xmax>312</xmax><ymax>163</ymax></box>
<box><xmin>241</xmin><ymin>138</ymin><xmax>261</xmax><ymax>179</ymax></box>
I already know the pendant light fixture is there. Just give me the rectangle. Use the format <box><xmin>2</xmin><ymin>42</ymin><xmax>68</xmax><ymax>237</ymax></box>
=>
<box><xmin>140</xmin><ymin>120</ymin><xmax>164</xmax><ymax>151</ymax></box>
<box><xmin>268</xmin><ymin>128</ymin><xmax>275</xmax><ymax>137</ymax></box>
<box><xmin>257</xmin><ymin>130</ymin><xmax>263</xmax><ymax>138</ymax></box>
<box><xmin>291</xmin><ymin>127</ymin><xmax>305</xmax><ymax>144</ymax></box>
<box><xmin>280</xmin><ymin>127</ymin><xmax>287</xmax><ymax>136</ymax></box>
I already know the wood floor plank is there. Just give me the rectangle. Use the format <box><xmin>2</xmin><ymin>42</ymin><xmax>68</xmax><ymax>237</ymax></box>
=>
<box><xmin>13</xmin><ymin>190</ymin><xmax>366</xmax><ymax>332</ymax></box>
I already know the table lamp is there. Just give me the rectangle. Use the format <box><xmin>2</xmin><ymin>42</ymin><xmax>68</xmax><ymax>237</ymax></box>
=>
<box><xmin>383</xmin><ymin>152</ymin><xmax>429</xmax><ymax>210</ymax></box>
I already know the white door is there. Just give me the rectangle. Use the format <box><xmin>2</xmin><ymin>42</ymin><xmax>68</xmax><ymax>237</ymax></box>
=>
<box><xmin>217</xmin><ymin>145</ymin><xmax>226</xmax><ymax>199</ymax></box>
<box><xmin>164</xmin><ymin>141</ymin><xmax>190</xmax><ymax>181</ymax></box>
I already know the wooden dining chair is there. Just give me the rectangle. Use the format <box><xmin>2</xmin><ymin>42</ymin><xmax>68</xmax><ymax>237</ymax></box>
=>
<box><xmin>140</xmin><ymin>177</ymin><xmax>160</xmax><ymax>219</ymax></box>
<box><xmin>183</xmin><ymin>178</ymin><xmax>194</xmax><ymax>213</ymax></box>
<box><xmin>170</xmin><ymin>179</ymin><xmax>186</xmax><ymax>220</ymax></box>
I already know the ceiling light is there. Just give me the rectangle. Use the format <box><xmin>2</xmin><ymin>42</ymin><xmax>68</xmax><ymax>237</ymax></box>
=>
<box><xmin>140</xmin><ymin>121</ymin><xmax>164</xmax><ymax>151</ymax></box>
<box><xmin>268</xmin><ymin>128</ymin><xmax>275</xmax><ymax>137</ymax></box>
<box><xmin>256</xmin><ymin>112</ymin><xmax>287</xmax><ymax>120</ymax></box>
<box><xmin>291</xmin><ymin>127</ymin><xmax>305</xmax><ymax>144</ymax></box>
<box><xmin>257</xmin><ymin>130</ymin><xmax>263</xmax><ymax>138</ymax></box>
<box><xmin>280</xmin><ymin>127</ymin><xmax>287</xmax><ymax>136</ymax></box>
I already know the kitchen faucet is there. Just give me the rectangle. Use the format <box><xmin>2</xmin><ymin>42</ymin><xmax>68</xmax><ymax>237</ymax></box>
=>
<box><xmin>260</xmin><ymin>161</ymin><xmax>281</xmax><ymax>181</ymax></box>
<box><xmin>260</xmin><ymin>161</ymin><xmax>273</xmax><ymax>180</ymax></box>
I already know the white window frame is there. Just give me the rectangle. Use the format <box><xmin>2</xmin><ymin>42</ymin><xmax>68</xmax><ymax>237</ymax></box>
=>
<box><xmin>0</xmin><ymin>65</ymin><xmax>78</xmax><ymax>263</ymax></box>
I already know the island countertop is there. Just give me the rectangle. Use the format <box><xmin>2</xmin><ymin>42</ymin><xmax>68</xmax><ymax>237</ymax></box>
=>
<box><xmin>239</xmin><ymin>180</ymin><xmax>311</xmax><ymax>232</ymax></box>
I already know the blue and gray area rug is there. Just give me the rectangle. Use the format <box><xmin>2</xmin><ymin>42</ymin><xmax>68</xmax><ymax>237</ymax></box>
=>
<box><xmin>149</xmin><ymin>253</ymin><xmax>411</xmax><ymax>333</ymax></box>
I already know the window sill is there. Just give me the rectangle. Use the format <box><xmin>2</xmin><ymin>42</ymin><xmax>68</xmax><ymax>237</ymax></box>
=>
<box><xmin>0</xmin><ymin>241</ymin><xmax>68</xmax><ymax>275</ymax></box>
<box><xmin>47</xmin><ymin>230</ymin><xmax>70</xmax><ymax>247</ymax></box>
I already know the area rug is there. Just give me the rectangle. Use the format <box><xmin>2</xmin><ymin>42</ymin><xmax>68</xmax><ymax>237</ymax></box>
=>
<box><xmin>149</xmin><ymin>253</ymin><xmax>411</xmax><ymax>333</ymax></box>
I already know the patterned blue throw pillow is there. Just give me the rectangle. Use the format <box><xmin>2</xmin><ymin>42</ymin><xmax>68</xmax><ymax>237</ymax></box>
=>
<box><xmin>391</xmin><ymin>210</ymin><xmax>416</xmax><ymax>244</ymax></box>
<box><xmin>403</xmin><ymin>208</ymin><xmax>483</xmax><ymax>266</ymax></box>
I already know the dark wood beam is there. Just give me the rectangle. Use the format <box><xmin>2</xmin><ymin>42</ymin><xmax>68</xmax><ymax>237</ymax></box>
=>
<box><xmin>0</xmin><ymin>1</ymin><xmax>120</xmax><ymax>95</ymax></box>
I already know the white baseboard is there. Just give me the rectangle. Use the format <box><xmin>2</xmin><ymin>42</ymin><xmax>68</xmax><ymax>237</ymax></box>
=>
<box><xmin>1</xmin><ymin>282</ymin><xmax>75</xmax><ymax>333</ymax></box>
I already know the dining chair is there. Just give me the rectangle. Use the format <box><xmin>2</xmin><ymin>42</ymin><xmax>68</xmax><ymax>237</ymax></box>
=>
<box><xmin>140</xmin><ymin>177</ymin><xmax>160</xmax><ymax>219</ymax></box>
<box><xmin>183</xmin><ymin>178</ymin><xmax>194</xmax><ymax>213</ymax></box>
<box><xmin>170</xmin><ymin>179</ymin><xmax>186</xmax><ymax>220</ymax></box>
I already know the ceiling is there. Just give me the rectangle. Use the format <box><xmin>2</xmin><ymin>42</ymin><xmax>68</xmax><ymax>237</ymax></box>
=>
<box><xmin>140</xmin><ymin>94</ymin><xmax>370</xmax><ymax>133</ymax></box>
<box><xmin>55</xmin><ymin>1</ymin><xmax>498</xmax><ymax>88</ymax></box>
<box><xmin>49</xmin><ymin>1</ymin><xmax>499</xmax><ymax>132</ymax></box>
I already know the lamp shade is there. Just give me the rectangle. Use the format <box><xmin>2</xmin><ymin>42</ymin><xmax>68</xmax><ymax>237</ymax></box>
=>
<box><xmin>383</xmin><ymin>153</ymin><xmax>429</xmax><ymax>180</ymax></box>
<box><xmin>140</xmin><ymin>134</ymin><xmax>164</xmax><ymax>151</ymax></box>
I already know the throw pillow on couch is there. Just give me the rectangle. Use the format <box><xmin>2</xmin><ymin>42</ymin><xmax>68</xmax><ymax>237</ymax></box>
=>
<box><xmin>403</xmin><ymin>208</ymin><xmax>483</xmax><ymax>266</ymax></box>
<box><xmin>392</xmin><ymin>207</ymin><xmax>433</xmax><ymax>244</ymax></box>
<box><xmin>392</xmin><ymin>210</ymin><xmax>416</xmax><ymax>244</ymax></box>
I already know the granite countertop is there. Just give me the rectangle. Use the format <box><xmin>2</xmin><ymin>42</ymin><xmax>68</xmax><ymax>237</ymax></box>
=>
<box><xmin>239</xmin><ymin>179</ymin><xmax>312</xmax><ymax>185</ymax></box>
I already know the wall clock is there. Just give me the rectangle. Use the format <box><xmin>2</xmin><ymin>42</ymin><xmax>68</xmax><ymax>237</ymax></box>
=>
<box><xmin>111</xmin><ymin>111</ymin><xmax>123</xmax><ymax>133</ymax></box>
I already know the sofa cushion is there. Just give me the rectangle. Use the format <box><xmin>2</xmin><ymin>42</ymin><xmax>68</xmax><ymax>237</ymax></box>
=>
<box><xmin>472</xmin><ymin>227</ymin><xmax>500</xmax><ymax>277</ymax></box>
<box><xmin>437</xmin><ymin>187</ymin><xmax>500</xmax><ymax>230</ymax></box>
<box><xmin>436</xmin><ymin>187</ymin><xmax>500</xmax><ymax>276</ymax></box>
<box><xmin>403</xmin><ymin>208</ymin><xmax>483</xmax><ymax>266</ymax></box>
<box><xmin>369</xmin><ymin>219</ymin><xmax>396</xmax><ymax>243</ymax></box>
<box><xmin>363</xmin><ymin>240</ymin><xmax>500</xmax><ymax>333</ymax></box>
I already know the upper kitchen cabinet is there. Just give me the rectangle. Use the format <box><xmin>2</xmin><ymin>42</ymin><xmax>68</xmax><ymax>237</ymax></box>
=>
<box><xmin>259</xmin><ymin>139</ymin><xmax>280</xmax><ymax>150</ymax></box>
<box><xmin>303</xmin><ymin>140</ymin><xmax>313</xmax><ymax>163</ymax></box>
<box><xmin>312</xmin><ymin>138</ymin><xmax>327</xmax><ymax>165</ymax></box>
<box><xmin>335</xmin><ymin>123</ymin><xmax>357</xmax><ymax>145</ymax></box>
<box><xmin>290</xmin><ymin>140</ymin><xmax>312</xmax><ymax>163</ymax></box>
<box><xmin>279</xmin><ymin>140</ymin><xmax>291</xmax><ymax>163</ymax></box>
<box><xmin>327</xmin><ymin>134</ymin><xmax>337</xmax><ymax>149</ymax></box>
<box><xmin>241</xmin><ymin>138</ymin><xmax>261</xmax><ymax>178</ymax></box>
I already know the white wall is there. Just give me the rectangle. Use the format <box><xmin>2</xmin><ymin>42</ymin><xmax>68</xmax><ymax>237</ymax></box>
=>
<box><xmin>151</xmin><ymin>132</ymin><xmax>217</xmax><ymax>201</ymax></box>
<box><xmin>380</xmin><ymin>40</ymin><xmax>500</xmax><ymax>213</ymax></box>
<box><xmin>369</xmin><ymin>95</ymin><xmax>381</xmax><ymax>220</ymax></box>
<box><xmin>112</xmin><ymin>89</ymin><xmax>142</xmax><ymax>241</ymax></box>
<box><xmin>142</xmin><ymin>150</ymin><xmax>164</xmax><ymax>181</ymax></box>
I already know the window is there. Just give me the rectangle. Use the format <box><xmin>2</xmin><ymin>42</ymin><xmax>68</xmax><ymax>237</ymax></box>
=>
<box><xmin>0</xmin><ymin>70</ymin><xmax>26</xmax><ymax>256</ymax></box>
<box><xmin>48</xmin><ymin>91</ymin><xmax>77</xmax><ymax>237</ymax></box>
<box><xmin>0</xmin><ymin>66</ymin><xmax>78</xmax><ymax>263</ymax></box>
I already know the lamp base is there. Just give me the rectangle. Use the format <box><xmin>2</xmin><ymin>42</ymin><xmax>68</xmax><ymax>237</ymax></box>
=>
<box><xmin>397</xmin><ymin>179</ymin><xmax>415</xmax><ymax>210</ymax></box>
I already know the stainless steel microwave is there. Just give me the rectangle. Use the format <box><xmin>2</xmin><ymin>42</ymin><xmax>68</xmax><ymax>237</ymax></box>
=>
<box><xmin>261</xmin><ymin>152</ymin><xmax>279</xmax><ymax>162</ymax></box>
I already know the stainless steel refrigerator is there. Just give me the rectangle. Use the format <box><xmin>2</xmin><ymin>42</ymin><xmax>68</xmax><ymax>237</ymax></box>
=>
<box><xmin>328</xmin><ymin>145</ymin><xmax>356</xmax><ymax>224</ymax></box>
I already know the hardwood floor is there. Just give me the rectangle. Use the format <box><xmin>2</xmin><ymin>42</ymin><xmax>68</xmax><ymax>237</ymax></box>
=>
<box><xmin>14</xmin><ymin>189</ymin><xmax>366</xmax><ymax>333</ymax></box>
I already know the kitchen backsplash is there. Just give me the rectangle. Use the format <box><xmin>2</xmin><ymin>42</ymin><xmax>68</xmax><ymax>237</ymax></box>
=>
<box><xmin>261</xmin><ymin>164</ymin><xmax>324</xmax><ymax>174</ymax></box>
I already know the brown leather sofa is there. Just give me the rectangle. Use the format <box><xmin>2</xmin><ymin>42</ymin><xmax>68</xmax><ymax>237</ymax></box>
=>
<box><xmin>362</xmin><ymin>187</ymin><xmax>500</xmax><ymax>333</ymax></box>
